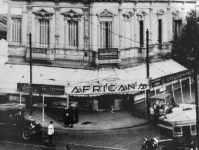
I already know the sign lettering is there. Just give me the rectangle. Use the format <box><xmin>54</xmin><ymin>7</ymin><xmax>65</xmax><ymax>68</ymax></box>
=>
<box><xmin>17</xmin><ymin>83</ymin><xmax>65</xmax><ymax>95</ymax></box>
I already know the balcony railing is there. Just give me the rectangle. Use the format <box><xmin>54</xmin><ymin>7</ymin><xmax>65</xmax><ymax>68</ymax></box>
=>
<box><xmin>26</xmin><ymin>47</ymin><xmax>54</xmax><ymax>61</ymax></box>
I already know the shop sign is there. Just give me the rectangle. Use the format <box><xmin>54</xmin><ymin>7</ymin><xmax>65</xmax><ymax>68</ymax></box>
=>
<box><xmin>150</xmin><ymin>70</ymin><xmax>192</xmax><ymax>87</ymax></box>
<box><xmin>66</xmin><ymin>79</ymin><xmax>149</xmax><ymax>95</ymax></box>
<box><xmin>17</xmin><ymin>83</ymin><xmax>65</xmax><ymax>95</ymax></box>
<box><xmin>98</xmin><ymin>48</ymin><xmax>118</xmax><ymax>60</ymax></box>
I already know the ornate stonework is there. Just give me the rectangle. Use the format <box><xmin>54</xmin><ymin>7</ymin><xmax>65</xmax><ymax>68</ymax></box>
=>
<box><xmin>54</xmin><ymin>6</ymin><xmax>61</xmax><ymax>12</ymax></box>
<box><xmin>33</xmin><ymin>8</ymin><xmax>54</xmax><ymax>19</ymax></box>
<box><xmin>157</xmin><ymin>9</ymin><xmax>165</xmax><ymax>15</ymax></box>
<box><xmin>136</xmin><ymin>10</ymin><xmax>147</xmax><ymax>20</ymax></box>
<box><xmin>26</xmin><ymin>5</ymin><xmax>33</xmax><ymax>11</ymax></box>
<box><xmin>61</xmin><ymin>9</ymin><xmax>82</xmax><ymax>20</ymax></box>
<box><xmin>172</xmin><ymin>10</ymin><xmax>182</xmax><ymax>20</ymax></box>
<box><xmin>97</xmin><ymin>9</ymin><xmax>114</xmax><ymax>18</ymax></box>
<box><xmin>123</xmin><ymin>10</ymin><xmax>134</xmax><ymax>22</ymax></box>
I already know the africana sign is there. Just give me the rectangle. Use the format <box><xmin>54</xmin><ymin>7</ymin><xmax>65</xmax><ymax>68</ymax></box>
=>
<box><xmin>66</xmin><ymin>79</ymin><xmax>149</xmax><ymax>95</ymax></box>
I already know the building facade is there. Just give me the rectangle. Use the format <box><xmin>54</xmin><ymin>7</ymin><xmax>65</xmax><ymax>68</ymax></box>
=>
<box><xmin>4</xmin><ymin>0</ymin><xmax>195</xmax><ymax>114</ymax></box>
<box><xmin>7</xmin><ymin>0</ymin><xmax>196</xmax><ymax>68</ymax></box>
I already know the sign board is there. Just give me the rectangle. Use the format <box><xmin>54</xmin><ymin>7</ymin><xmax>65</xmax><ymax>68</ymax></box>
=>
<box><xmin>98</xmin><ymin>48</ymin><xmax>118</xmax><ymax>60</ymax></box>
<box><xmin>17</xmin><ymin>83</ymin><xmax>65</xmax><ymax>95</ymax></box>
<box><xmin>66</xmin><ymin>79</ymin><xmax>150</xmax><ymax>95</ymax></box>
<box><xmin>150</xmin><ymin>70</ymin><xmax>192</xmax><ymax>87</ymax></box>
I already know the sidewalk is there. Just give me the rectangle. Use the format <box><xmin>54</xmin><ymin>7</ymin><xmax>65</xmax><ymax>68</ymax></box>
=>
<box><xmin>25</xmin><ymin>109</ymin><xmax>149</xmax><ymax>131</ymax></box>
<box><xmin>25</xmin><ymin>85</ymin><xmax>195</xmax><ymax>131</ymax></box>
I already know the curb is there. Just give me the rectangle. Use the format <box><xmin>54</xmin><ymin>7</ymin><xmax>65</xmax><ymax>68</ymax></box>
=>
<box><xmin>42</xmin><ymin>119</ymin><xmax>152</xmax><ymax>132</ymax></box>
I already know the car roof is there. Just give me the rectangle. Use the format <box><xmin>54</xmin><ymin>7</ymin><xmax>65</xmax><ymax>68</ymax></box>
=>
<box><xmin>150</xmin><ymin>93</ymin><xmax>171</xmax><ymax>100</ymax></box>
<box><xmin>0</xmin><ymin>103</ymin><xmax>25</xmax><ymax>111</ymax></box>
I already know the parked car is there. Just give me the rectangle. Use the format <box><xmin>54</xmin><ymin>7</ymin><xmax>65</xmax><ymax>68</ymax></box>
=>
<box><xmin>149</xmin><ymin>93</ymin><xmax>178</xmax><ymax>118</ymax></box>
<box><xmin>0</xmin><ymin>103</ymin><xmax>43</xmax><ymax>140</ymax></box>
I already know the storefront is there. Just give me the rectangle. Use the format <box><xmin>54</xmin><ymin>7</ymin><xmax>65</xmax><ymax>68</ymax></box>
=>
<box><xmin>0</xmin><ymin>59</ymin><xmax>192</xmax><ymax>114</ymax></box>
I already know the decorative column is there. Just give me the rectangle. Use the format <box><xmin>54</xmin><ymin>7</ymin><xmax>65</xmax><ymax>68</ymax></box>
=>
<box><xmin>118</xmin><ymin>7</ymin><xmax>122</xmax><ymax>49</ymax></box>
<box><xmin>82</xmin><ymin>7</ymin><xmax>89</xmax><ymax>50</ymax></box>
<box><xmin>149</xmin><ymin>8</ymin><xmax>153</xmax><ymax>45</ymax></box>
<box><xmin>133</xmin><ymin>8</ymin><xmax>137</xmax><ymax>47</ymax></box>
<box><xmin>54</xmin><ymin>6</ymin><xmax>61</xmax><ymax>48</ymax></box>
<box><xmin>167</xmin><ymin>7</ymin><xmax>170</xmax><ymax>42</ymax></box>
<box><xmin>26</xmin><ymin>6</ymin><xmax>33</xmax><ymax>46</ymax></box>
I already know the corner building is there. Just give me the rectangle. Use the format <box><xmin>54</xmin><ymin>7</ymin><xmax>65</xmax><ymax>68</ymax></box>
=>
<box><xmin>4</xmin><ymin>0</ymin><xmax>195</xmax><ymax>113</ymax></box>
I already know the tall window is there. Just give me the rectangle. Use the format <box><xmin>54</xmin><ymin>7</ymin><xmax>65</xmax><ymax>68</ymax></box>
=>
<box><xmin>139</xmin><ymin>21</ymin><xmax>144</xmax><ymax>47</ymax></box>
<box><xmin>39</xmin><ymin>20</ymin><xmax>49</xmax><ymax>48</ymax></box>
<box><xmin>12</xmin><ymin>18</ymin><xmax>21</xmax><ymax>44</ymax></box>
<box><xmin>158</xmin><ymin>19</ymin><xmax>162</xmax><ymax>49</ymax></box>
<box><xmin>174</xmin><ymin>20</ymin><xmax>182</xmax><ymax>41</ymax></box>
<box><xmin>100</xmin><ymin>22</ymin><xmax>112</xmax><ymax>48</ymax></box>
<box><xmin>68</xmin><ymin>21</ymin><xmax>78</xmax><ymax>48</ymax></box>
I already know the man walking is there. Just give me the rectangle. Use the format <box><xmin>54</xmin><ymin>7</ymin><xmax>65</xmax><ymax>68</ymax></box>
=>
<box><xmin>48</xmin><ymin>121</ymin><xmax>54</xmax><ymax>146</ymax></box>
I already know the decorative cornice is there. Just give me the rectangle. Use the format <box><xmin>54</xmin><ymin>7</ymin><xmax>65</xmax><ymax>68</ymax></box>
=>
<box><xmin>54</xmin><ymin>6</ymin><xmax>61</xmax><ymax>12</ymax></box>
<box><xmin>61</xmin><ymin>9</ymin><xmax>82</xmax><ymax>20</ymax></box>
<box><xmin>33</xmin><ymin>8</ymin><xmax>54</xmax><ymax>19</ymax></box>
<box><xmin>97</xmin><ymin>9</ymin><xmax>114</xmax><ymax>18</ymax></box>
<box><xmin>54</xmin><ymin>0</ymin><xmax>59</xmax><ymax>5</ymax></box>
<box><xmin>26</xmin><ymin>5</ymin><xmax>33</xmax><ymax>11</ymax></box>
<box><xmin>82</xmin><ymin>7</ymin><xmax>89</xmax><ymax>12</ymax></box>
<box><xmin>123</xmin><ymin>10</ymin><xmax>134</xmax><ymax>22</ymax></box>
<box><xmin>136</xmin><ymin>10</ymin><xmax>147</xmax><ymax>20</ymax></box>
<box><xmin>172</xmin><ymin>10</ymin><xmax>182</xmax><ymax>20</ymax></box>
<box><xmin>157</xmin><ymin>9</ymin><xmax>165</xmax><ymax>15</ymax></box>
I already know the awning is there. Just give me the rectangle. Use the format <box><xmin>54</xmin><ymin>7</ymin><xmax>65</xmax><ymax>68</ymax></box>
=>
<box><xmin>0</xmin><ymin>59</ymin><xmax>188</xmax><ymax>97</ymax></box>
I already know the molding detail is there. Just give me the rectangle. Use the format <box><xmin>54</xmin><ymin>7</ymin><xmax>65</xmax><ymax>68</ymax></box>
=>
<box><xmin>136</xmin><ymin>10</ymin><xmax>147</xmax><ymax>20</ymax></box>
<box><xmin>157</xmin><ymin>9</ymin><xmax>165</xmax><ymax>15</ymax></box>
<box><xmin>82</xmin><ymin>7</ymin><xmax>89</xmax><ymax>12</ymax></box>
<box><xmin>26</xmin><ymin>6</ymin><xmax>33</xmax><ymax>11</ymax></box>
<box><xmin>33</xmin><ymin>8</ymin><xmax>54</xmax><ymax>19</ymax></box>
<box><xmin>54</xmin><ymin>6</ymin><xmax>61</xmax><ymax>12</ymax></box>
<box><xmin>54</xmin><ymin>0</ymin><xmax>59</xmax><ymax>5</ymax></box>
<box><xmin>172</xmin><ymin>10</ymin><xmax>182</xmax><ymax>20</ymax></box>
<box><xmin>123</xmin><ymin>10</ymin><xmax>134</xmax><ymax>22</ymax></box>
<box><xmin>61</xmin><ymin>9</ymin><xmax>82</xmax><ymax>20</ymax></box>
<box><xmin>97</xmin><ymin>9</ymin><xmax>114</xmax><ymax>18</ymax></box>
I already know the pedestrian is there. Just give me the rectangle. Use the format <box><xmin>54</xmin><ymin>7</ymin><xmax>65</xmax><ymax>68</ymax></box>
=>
<box><xmin>63</xmin><ymin>107</ymin><xmax>70</xmax><ymax>128</ymax></box>
<box><xmin>68</xmin><ymin>106</ymin><xmax>74</xmax><ymax>128</ymax></box>
<box><xmin>48</xmin><ymin>121</ymin><xmax>54</xmax><ymax>146</ymax></box>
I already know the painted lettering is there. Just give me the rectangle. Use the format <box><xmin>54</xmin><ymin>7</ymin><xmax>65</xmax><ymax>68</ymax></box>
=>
<box><xmin>108</xmin><ymin>85</ymin><xmax>116</xmax><ymax>92</ymax></box>
<box><xmin>83</xmin><ymin>86</ymin><xmax>90</xmax><ymax>93</ymax></box>
<box><xmin>71</xmin><ymin>86</ymin><xmax>81</xmax><ymax>93</ymax></box>
<box><xmin>93</xmin><ymin>86</ymin><xmax>101</xmax><ymax>92</ymax></box>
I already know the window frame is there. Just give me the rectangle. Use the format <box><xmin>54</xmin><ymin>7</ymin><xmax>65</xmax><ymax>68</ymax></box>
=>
<box><xmin>68</xmin><ymin>20</ymin><xmax>78</xmax><ymax>48</ymax></box>
<box><xmin>100</xmin><ymin>21</ymin><xmax>113</xmax><ymax>49</ymax></box>
<box><xmin>38</xmin><ymin>19</ymin><xmax>50</xmax><ymax>48</ymax></box>
<box><xmin>11</xmin><ymin>16</ymin><xmax>22</xmax><ymax>45</ymax></box>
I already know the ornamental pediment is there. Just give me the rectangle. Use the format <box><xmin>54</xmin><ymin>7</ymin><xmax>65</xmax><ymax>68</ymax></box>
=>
<box><xmin>33</xmin><ymin>8</ymin><xmax>53</xmax><ymax>18</ymax></box>
<box><xmin>136</xmin><ymin>10</ymin><xmax>147</xmax><ymax>20</ymax></box>
<box><xmin>157</xmin><ymin>9</ymin><xmax>165</xmax><ymax>15</ymax></box>
<box><xmin>172</xmin><ymin>10</ymin><xmax>182</xmax><ymax>20</ymax></box>
<box><xmin>61</xmin><ymin>9</ymin><xmax>82</xmax><ymax>19</ymax></box>
<box><xmin>97</xmin><ymin>9</ymin><xmax>114</xmax><ymax>18</ymax></box>
<box><xmin>123</xmin><ymin>10</ymin><xmax>134</xmax><ymax>22</ymax></box>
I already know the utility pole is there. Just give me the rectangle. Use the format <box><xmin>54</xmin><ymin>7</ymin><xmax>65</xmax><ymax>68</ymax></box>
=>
<box><xmin>146</xmin><ymin>29</ymin><xmax>150</xmax><ymax>117</ymax></box>
<box><xmin>29</xmin><ymin>33</ymin><xmax>32</xmax><ymax>117</ymax></box>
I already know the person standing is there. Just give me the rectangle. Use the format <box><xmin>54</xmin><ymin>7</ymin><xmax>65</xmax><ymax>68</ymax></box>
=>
<box><xmin>48</xmin><ymin>121</ymin><xmax>54</xmax><ymax>146</ymax></box>
<box><xmin>68</xmin><ymin>106</ymin><xmax>74</xmax><ymax>128</ymax></box>
<box><xmin>63</xmin><ymin>107</ymin><xmax>70</xmax><ymax>128</ymax></box>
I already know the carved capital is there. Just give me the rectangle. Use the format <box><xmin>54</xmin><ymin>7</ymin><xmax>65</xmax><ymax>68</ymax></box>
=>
<box><xmin>149</xmin><ymin>8</ymin><xmax>153</xmax><ymax>12</ymax></box>
<box><xmin>54</xmin><ymin>6</ymin><xmax>61</xmax><ymax>12</ymax></box>
<box><xmin>123</xmin><ymin>10</ymin><xmax>134</xmax><ymax>22</ymax></box>
<box><xmin>82</xmin><ymin>7</ymin><xmax>89</xmax><ymax>12</ymax></box>
<box><xmin>26</xmin><ymin>6</ymin><xmax>33</xmax><ymax>11</ymax></box>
